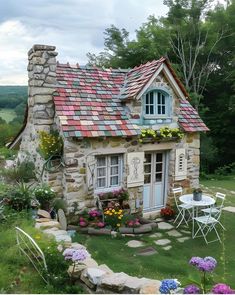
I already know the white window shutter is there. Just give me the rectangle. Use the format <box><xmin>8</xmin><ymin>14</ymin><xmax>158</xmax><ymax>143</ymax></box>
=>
<box><xmin>127</xmin><ymin>152</ymin><xmax>144</xmax><ymax>187</ymax></box>
<box><xmin>175</xmin><ymin>148</ymin><xmax>187</xmax><ymax>180</ymax></box>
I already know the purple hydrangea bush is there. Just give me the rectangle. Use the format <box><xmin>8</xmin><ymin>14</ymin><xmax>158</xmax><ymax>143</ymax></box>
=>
<box><xmin>160</xmin><ymin>256</ymin><xmax>234</xmax><ymax>294</ymax></box>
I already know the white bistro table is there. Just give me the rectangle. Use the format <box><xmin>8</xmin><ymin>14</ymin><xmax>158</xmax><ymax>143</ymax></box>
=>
<box><xmin>179</xmin><ymin>194</ymin><xmax>215</xmax><ymax>237</ymax></box>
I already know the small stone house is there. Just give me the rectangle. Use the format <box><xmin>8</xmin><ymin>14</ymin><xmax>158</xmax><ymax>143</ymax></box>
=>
<box><xmin>11</xmin><ymin>44</ymin><xmax>208</xmax><ymax>216</ymax></box>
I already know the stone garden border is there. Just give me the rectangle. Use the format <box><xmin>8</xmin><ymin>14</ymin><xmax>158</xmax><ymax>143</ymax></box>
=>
<box><xmin>35</xmin><ymin>218</ymin><xmax>161</xmax><ymax>294</ymax></box>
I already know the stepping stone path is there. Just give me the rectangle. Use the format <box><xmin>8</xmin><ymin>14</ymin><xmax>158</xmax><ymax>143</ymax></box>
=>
<box><xmin>157</xmin><ymin>222</ymin><xmax>174</xmax><ymax>230</ymax></box>
<box><xmin>223</xmin><ymin>206</ymin><xmax>235</xmax><ymax>213</ymax></box>
<box><xmin>154</xmin><ymin>239</ymin><xmax>171</xmax><ymax>246</ymax></box>
<box><xmin>137</xmin><ymin>247</ymin><xmax>158</xmax><ymax>256</ymax></box>
<box><xmin>163</xmin><ymin>245</ymin><xmax>172</xmax><ymax>251</ymax></box>
<box><xmin>177</xmin><ymin>237</ymin><xmax>190</xmax><ymax>243</ymax></box>
<box><xmin>149</xmin><ymin>233</ymin><xmax>163</xmax><ymax>238</ymax></box>
<box><xmin>181</xmin><ymin>230</ymin><xmax>191</xmax><ymax>234</ymax></box>
<box><xmin>166</xmin><ymin>229</ymin><xmax>182</xmax><ymax>237</ymax></box>
<box><xmin>126</xmin><ymin>240</ymin><xmax>145</xmax><ymax>248</ymax></box>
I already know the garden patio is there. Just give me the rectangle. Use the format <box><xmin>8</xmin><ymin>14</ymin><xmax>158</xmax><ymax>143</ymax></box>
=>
<box><xmin>0</xmin><ymin>175</ymin><xmax>235</xmax><ymax>293</ymax></box>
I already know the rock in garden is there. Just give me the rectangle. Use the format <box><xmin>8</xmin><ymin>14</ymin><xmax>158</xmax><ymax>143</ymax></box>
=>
<box><xmin>166</xmin><ymin>229</ymin><xmax>182</xmax><ymax>237</ymax></box>
<box><xmin>134</xmin><ymin>225</ymin><xmax>152</xmax><ymax>234</ymax></box>
<box><xmin>119</xmin><ymin>227</ymin><xmax>134</xmax><ymax>234</ymax></box>
<box><xmin>35</xmin><ymin>220</ymin><xmax>61</xmax><ymax>229</ymax></box>
<box><xmin>163</xmin><ymin>245</ymin><xmax>172</xmax><ymax>251</ymax></box>
<box><xmin>35</xmin><ymin>218</ymin><xmax>52</xmax><ymax>223</ymax></box>
<box><xmin>37</xmin><ymin>209</ymin><xmax>51</xmax><ymax>219</ymax></box>
<box><xmin>139</xmin><ymin>280</ymin><xmax>161</xmax><ymax>294</ymax></box>
<box><xmin>154</xmin><ymin>239</ymin><xmax>171</xmax><ymax>246</ymax></box>
<box><xmin>149</xmin><ymin>233</ymin><xmax>163</xmax><ymax>238</ymax></box>
<box><xmin>57</xmin><ymin>209</ymin><xmax>67</xmax><ymax>230</ymax></box>
<box><xmin>137</xmin><ymin>247</ymin><xmax>158</xmax><ymax>256</ymax></box>
<box><xmin>86</xmin><ymin>267</ymin><xmax>106</xmax><ymax>285</ymax></box>
<box><xmin>157</xmin><ymin>222</ymin><xmax>174</xmax><ymax>230</ymax></box>
<box><xmin>88</xmin><ymin>228</ymin><xmax>111</xmax><ymax>235</ymax></box>
<box><xmin>139</xmin><ymin>217</ymin><xmax>155</xmax><ymax>224</ymax></box>
<box><xmin>100</xmin><ymin>272</ymin><xmax>129</xmax><ymax>292</ymax></box>
<box><xmin>126</xmin><ymin>240</ymin><xmax>145</xmax><ymax>248</ymax></box>
<box><xmin>177</xmin><ymin>237</ymin><xmax>190</xmax><ymax>243</ymax></box>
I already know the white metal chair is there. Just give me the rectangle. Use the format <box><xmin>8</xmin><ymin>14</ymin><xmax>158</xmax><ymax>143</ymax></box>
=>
<box><xmin>201</xmin><ymin>192</ymin><xmax>226</xmax><ymax>230</ymax></box>
<box><xmin>193</xmin><ymin>205</ymin><xmax>223</xmax><ymax>244</ymax></box>
<box><xmin>173</xmin><ymin>187</ymin><xmax>193</xmax><ymax>228</ymax></box>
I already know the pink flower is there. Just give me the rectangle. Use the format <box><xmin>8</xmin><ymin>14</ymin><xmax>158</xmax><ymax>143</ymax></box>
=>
<box><xmin>97</xmin><ymin>222</ymin><xmax>105</xmax><ymax>228</ymax></box>
<box><xmin>79</xmin><ymin>221</ymin><xmax>87</xmax><ymax>227</ymax></box>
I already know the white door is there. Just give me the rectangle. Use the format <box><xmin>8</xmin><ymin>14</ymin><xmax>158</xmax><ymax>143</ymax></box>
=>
<box><xmin>143</xmin><ymin>152</ymin><xmax>166</xmax><ymax>211</ymax></box>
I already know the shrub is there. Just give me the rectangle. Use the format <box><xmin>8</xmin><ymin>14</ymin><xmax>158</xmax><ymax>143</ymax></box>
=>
<box><xmin>34</xmin><ymin>184</ymin><xmax>56</xmax><ymax>210</ymax></box>
<box><xmin>0</xmin><ymin>147</ymin><xmax>17</xmax><ymax>160</ymax></box>
<box><xmin>160</xmin><ymin>207</ymin><xmax>175</xmax><ymax>220</ymax></box>
<box><xmin>51</xmin><ymin>198</ymin><xmax>67</xmax><ymax>212</ymax></box>
<box><xmin>104</xmin><ymin>206</ymin><xmax>124</xmax><ymax>230</ymax></box>
<box><xmin>4</xmin><ymin>182</ymin><xmax>34</xmax><ymax>211</ymax></box>
<box><xmin>1</xmin><ymin>159</ymin><xmax>35</xmax><ymax>183</ymax></box>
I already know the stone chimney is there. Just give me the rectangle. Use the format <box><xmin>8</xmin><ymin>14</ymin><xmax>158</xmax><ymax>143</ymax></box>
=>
<box><xmin>27</xmin><ymin>44</ymin><xmax>58</xmax><ymax>129</ymax></box>
<box><xmin>19</xmin><ymin>45</ymin><xmax>58</xmax><ymax>163</ymax></box>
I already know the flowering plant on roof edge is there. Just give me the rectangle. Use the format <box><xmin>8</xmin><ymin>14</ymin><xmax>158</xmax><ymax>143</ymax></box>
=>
<box><xmin>139</xmin><ymin>127</ymin><xmax>184</xmax><ymax>143</ymax></box>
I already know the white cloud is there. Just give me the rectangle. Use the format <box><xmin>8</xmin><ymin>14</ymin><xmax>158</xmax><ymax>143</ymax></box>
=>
<box><xmin>0</xmin><ymin>0</ymin><xmax>168</xmax><ymax>85</ymax></box>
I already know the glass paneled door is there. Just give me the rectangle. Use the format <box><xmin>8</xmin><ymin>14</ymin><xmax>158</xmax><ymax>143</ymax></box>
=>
<box><xmin>143</xmin><ymin>152</ymin><xmax>166</xmax><ymax>211</ymax></box>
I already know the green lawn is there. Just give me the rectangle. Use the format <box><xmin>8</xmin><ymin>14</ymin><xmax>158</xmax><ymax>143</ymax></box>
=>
<box><xmin>0</xmin><ymin>108</ymin><xmax>16</xmax><ymax>123</ymax></box>
<box><xmin>73</xmin><ymin>175</ymin><xmax>235</xmax><ymax>289</ymax></box>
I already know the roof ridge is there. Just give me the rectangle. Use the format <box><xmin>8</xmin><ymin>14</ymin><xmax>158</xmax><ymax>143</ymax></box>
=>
<box><xmin>57</xmin><ymin>61</ymin><xmax>129</xmax><ymax>72</ymax></box>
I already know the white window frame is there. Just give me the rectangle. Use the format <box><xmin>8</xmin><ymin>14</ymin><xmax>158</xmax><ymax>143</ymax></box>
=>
<box><xmin>144</xmin><ymin>90</ymin><xmax>169</xmax><ymax>118</ymax></box>
<box><xmin>95</xmin><ymin>154</ymin><xmax>123</xmax><ymax>192</ymax></box>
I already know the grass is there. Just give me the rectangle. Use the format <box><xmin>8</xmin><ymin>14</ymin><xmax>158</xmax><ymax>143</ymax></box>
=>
<box><xmin>0</xmin><ymin>211</ymin><xmax>51</xmax><ymax>293</ymax></box>
<box><xmin>73</xmin><ymin>174</ymin><xmax>235</xmax><ymax>289</ymax></box>
<box><xmin>0</xmin><ymin>108</ymin><xmax>16</xmax><ymax>123</ymax></box>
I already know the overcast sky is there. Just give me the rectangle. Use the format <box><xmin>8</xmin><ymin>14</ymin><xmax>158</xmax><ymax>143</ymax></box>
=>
<box><xmin>0</xmin><ymin>0</ymin><xmax>169</xmax><ymax>85</ymax></box>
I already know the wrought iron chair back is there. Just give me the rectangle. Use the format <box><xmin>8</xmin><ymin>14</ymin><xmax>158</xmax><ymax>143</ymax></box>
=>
<box><xmin>15</xmin><ymin>227</ymin><xmax>48</xmax><ymax>284</ymax></box>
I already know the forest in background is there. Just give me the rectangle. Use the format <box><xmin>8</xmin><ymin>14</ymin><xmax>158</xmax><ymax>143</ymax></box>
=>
<box><xmin>0</xmin><ymin>0</ymin><xmax>234</xmax><ymax>175</ymax></box>
<box><xmin>87</xmin><ymin>0</ymin><xmax>235</xmax><ymax>175</ymax></box>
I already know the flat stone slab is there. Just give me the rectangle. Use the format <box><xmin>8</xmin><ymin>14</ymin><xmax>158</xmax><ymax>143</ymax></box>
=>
<box><xmin>35</xmin><ymin>220</ymin><xmax>61</xmax><ymax>229</ymax></box>
<box><xmin>137</xmin><ymin>247</ymin><xmax>158</xmax><ymax>256</ymax></box>
<box><xmin>149</xmin><ymin>233</ymin><xmax>163</xmax><ymax>238</ymax></box>
<box><xmin>157</xmin><ymin>222</ymin><xmax>174</xmax><ymax>230</ymax></box>
<box><xmin>155</xmin><ymin>218</ymin><xmax>164</xmax><ymax>222</ymax></box>
<box><xmin>177</xmin><ymin>237</ymin><xmax>190</xmax><ymax>243</ymax></box>
<box><xmin>37</xmin><ymin>209</ymin><xmax>51</xmax><ymax>219</ymax></box>
<box><xmin>181</xmin><ymin>229</ymin><xmax>191</xmax><ymax>234</ymax></box>
<box><xmin>166</xmin><ymin>229</ymin><xmax>182</xmax><ymax>237</ymax></box>
<box><xmin>154</xmin><ymin>239</ymin><xmax>171</xmax><ymax>246</ymax></box>
<box><xmin>126</xmin><ymin>240</ymin><xmax>145</xmax><ymax>248</ymax></box>
<box><xmin>163</xmin><ymin>245</ymin><xmax>172</xmax><ymax>251</ymax></box>
<box><xmin>223</xmin><ymin>206</ymin><xmax>235</xmax><ymax>213</ymax></box>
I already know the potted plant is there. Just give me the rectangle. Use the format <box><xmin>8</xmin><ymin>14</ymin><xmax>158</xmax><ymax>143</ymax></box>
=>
<box><xmin>193</xmin><ymin>188</ymin><xmax>202</xmax><ymax>201</ymax></box>
<box><xmin>160</xmin><ymin>206</ymin><xmax>175</xmax><ymax>220</ymax></box>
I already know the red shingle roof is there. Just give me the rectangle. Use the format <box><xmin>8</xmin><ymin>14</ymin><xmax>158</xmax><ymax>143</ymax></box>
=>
<box><xmin>179</xmin><ymin>99</ymin><xmax>209</xmax><ymax>132</ymax></box>
<box><xmin>53</xmin><ymin>59</ymin><xmax>208</xmax><ymax>138</ymax></box>
<box><xmin>54</xmin><ymin>64</ymin><xmax>139</xmax><ymax>138</ymax></box>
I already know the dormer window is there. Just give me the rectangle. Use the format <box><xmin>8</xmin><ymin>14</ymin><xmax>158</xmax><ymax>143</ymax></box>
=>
<box><xmin>144</xmin><ymin>90</ymin><xmax>170</xmax><ymax>117</ymax></box>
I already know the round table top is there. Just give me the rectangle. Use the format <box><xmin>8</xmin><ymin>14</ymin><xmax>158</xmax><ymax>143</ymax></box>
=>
<box><xmin>179</xmin><ymin>194</ymin><xmax>215</xmax><ymax>207</ymax></box>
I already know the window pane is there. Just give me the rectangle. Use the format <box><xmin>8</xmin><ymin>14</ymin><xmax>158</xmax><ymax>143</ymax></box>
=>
<box><xmin>98</xmin><ymin>178</ymin><xmax>106</xmax><ymax>188</ymax></box>
<box><xmin>111</xmin><ymin>156</ymin><xmax>118</xmax><ymax>165</ymax></box>
<box><xmin>150</xmin><ymin>105</ymin><xmax>154</xmax><ymax>114</ymax></box>
<box><xmin>156</xmin><ymin>163</ymin><xmax>162</xmax><ymax>172</ymax></box>
<box><xmin>156</xmin><ymin>153</ymin><xmax>162</xmax><ymax>162</ymax></box>
<box><xmin>98</xmin><ymin>167</ymin><xmax>106</xmax><ymax>177</ymax></box>
<box><xmin>162</xmin><ymin>94</ymin><xmax>165</xmax><ymax>104</ymax></box>
<box><xmin>146</xmin><ymin>93</ymin><xmax>149</xmax><ymax>104</ymax></box>
<box><xmin>144</xmin><ymin>174</ymin><xmax>151</xmax><ymax>184</ymax></box>
<box><xmin>111</xmin><ymin>166</ymin><xmax>118</xmax><ymax>175</ymax></box>
<box><xmin>150</xmin><ymin>92</ymin><xmax>154</xmax><ymax>104</ymax></box>
<box><xmin>144</xmin><ymin>164</ymin><xmax>151</xmax><ymax>173</ymax></box>
<box><xmin>97</xmin><ymin>157</ymin><xmax>105</xmax><ymax>167</ymax></box>
<box><xmin>146</xmin><ymin>105</ymin><xmax>149</xmax><ymax>114</ymax></box>
<box><xmin>145</xmin><ymin>154</ymin><xmax>151</xmax><ymax>163</ymax></box>
<box><xmin>158</xmin><ymin>92</ymin><xmax>161</xmax><ymax>104</ymax></box>
<box><xmin>110</xmin><ymin>176</ymin><xmax>118</xmax><ymax>186</ymax></box>
<box><xmin>158</xmin><ymin>106</ymin><xmax>161</xmax><ymax>114</ymax></box>
<box><xmin>155</xmin><ymin>173</ymin><xmax>162</xmax><ymax>182</ymax></box>
<box><xmin>162</xmin><ymin>106</ymin><xmax>165</xmax><ymax>114</ymax></box>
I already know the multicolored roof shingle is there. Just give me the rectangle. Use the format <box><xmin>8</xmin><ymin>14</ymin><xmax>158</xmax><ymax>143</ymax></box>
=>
<box><xmin>179</xmin><ymin>99</ymin><xmax>209</xmax><ymax>132</ymax></box>
<box><xmin>53</xmin><ymin>59</ymin><xmax>208</xmax><ymax>138</ymax></box>
<box><xmin>54</xmin><ymin>64</ymin><xmax>139</xmax><ymax>138</ymax></box>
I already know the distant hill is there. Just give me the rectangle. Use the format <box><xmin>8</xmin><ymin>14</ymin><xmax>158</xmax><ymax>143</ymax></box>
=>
<box><xmin>0</xmin><ymin>86</ymin><xmax>28</xmax><ymax>109</ymax></box>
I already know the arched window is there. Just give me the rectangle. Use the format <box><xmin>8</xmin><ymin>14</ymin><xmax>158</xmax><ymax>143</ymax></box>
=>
<box><xmin>144</xmin><ymin>90</ymin><xmax>170</xmax><ymax>117</ymax></box>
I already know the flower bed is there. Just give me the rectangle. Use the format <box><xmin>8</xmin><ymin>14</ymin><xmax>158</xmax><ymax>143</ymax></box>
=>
<box><xmin>139</xmin><ymin>127</ymin><xmax>184</xmax><ymax>143</ymax></box>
